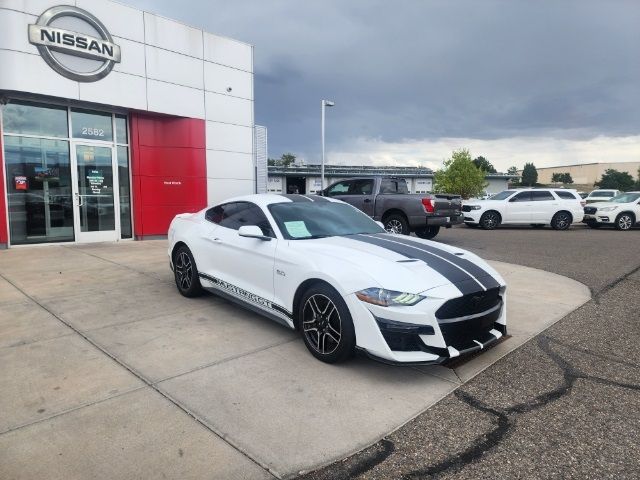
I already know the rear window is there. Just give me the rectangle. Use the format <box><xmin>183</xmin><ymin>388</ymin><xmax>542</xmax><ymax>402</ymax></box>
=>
<box><xmin>589</xmin><ymin>191</ymin><xmax>616</xmax><ymax>198</ymax></box>
<box><xmin>380</xmin><ymin>179</ymin><xmax>409</xmax><ymax>194</ymax></box>
<box><xmin>555</xmin><ymin>190</ymin><xmax>579</xmax><ymax>200</ymax></box>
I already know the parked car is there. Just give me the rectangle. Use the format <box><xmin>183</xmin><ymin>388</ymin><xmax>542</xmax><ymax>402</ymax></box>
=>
<box><xmin>168</xmin><ymin>194</ymin><xmax>507</xmax><ymax>365</ymax></box>
<box><xmin>585</xmin><ymin>189</ymin><xmax>620</xmax><ymax>204</ymax></box>
<box><xmin>583</xmin><ymin>191</ymin><xmax>640</xmax><ymax>230</ymax></box>
<box><xmin>322</xmin><ymin>177</ymin><xmax>462</xmax><ymax>239</ymax></box>
<box><xmin>462</xmin><ymin>188</ymin><xmax>585</xmax><ymax>230</ymax></box>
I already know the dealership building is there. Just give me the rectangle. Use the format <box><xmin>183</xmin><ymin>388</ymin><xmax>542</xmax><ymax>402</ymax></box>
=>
<box><xmin>267</xmin><ymin>164</ymin><xmax>517</xmax><ymax>196</ymax></box>
<box><xmin>0</xmin><ymin>1</ymin><xmax>255</xmax><ymax>248</ymax></box>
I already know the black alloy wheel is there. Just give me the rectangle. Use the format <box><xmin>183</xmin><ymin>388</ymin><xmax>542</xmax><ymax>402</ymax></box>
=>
<box><xmin>383</xmin><ymin>213</ymin><xmax>410</xmax><ymax>235</ymax></box>
<box><xmin>173</xmin><ymin>246</ymin><xmax>203</xmax><ymax>297</ymax></box>
<box><xmin>299</xmin><ymin>284</ymin><xmax>355</xmax><ymax>363</ymax></box>
<box><xmin>415</xmin><ymin>226</ymin><xmax>440</xmax><ymax>239</ymax></box>
<box><xmin>551</xmin><ymin>211</ymin><xmax>571</xmax><ymax>230</ymax></box>
<box><xmin>615</xmin><ymin>213</ymin><xmax>635</xmax><ymax>231</ymax></box>
<box><xmin>480</xmin><ymin>211</ymin><xmax>501</xmax><ymax>230</ymax></box>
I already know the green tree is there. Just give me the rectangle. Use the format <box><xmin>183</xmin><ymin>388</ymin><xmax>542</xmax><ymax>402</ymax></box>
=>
<box><xmin>267</xmin><ymin>153</ymin><xmax>297</xmax><ymax>167</ymax></box>
<box><xmin>521</xmin><ymin>163</ymin><xmax>538</xmax><ymax>186</ymax></box>
<box><xmin>595</xmin><ymin>169</ymin><xmax>635</xmax><ymax>191</ymax></box>
<box><xmin>507</xmin><ymin>166</ymin><xmax>519</xmax><ymax>176</ymax></box>
<box><xmin>267</xmin><ymin>158</ymin><xmax>277</xmax><ymax>166</ymax></box>
<box><xmin>472</xmin><ymin>156</ymin><xmax>497</xmax><ymax>173</ymax></box>
<box><xmin>551</xmin><ymin>172</ymin><xmax>573</xmax><ymax>184</ymax></box>
<box><xmin>434</xmin><ymin>149</ymin><xmax>488</xmax><ymax>199</ymax></box>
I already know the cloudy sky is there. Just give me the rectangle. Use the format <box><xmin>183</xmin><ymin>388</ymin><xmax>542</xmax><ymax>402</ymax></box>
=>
<box><xmin>128</xmin><ymin>0</ymin><xmax>640</xmax><ymax>172</ymax></box>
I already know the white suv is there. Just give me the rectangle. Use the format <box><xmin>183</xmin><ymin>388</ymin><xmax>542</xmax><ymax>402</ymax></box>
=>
<box><xmin>462</xmin><ymin>189</ymin><xmax>585</xmax><ymax>230</ymax></box>
<box><xmin>583</xmin><ymin>191</ymin><xmax>640</xmax><ymax>230</ymax></box>
<box><xmin>585</xmin><ymin>189</ymin><xmax>620</xmax><ymax>204</ymax></box>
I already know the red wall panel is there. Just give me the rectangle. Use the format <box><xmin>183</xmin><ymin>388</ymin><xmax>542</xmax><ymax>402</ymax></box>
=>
<box><xmin>130</xmin><ymin>113</ymin><xmax>206</xmax><ymax>238</ymax></box>
<box><xmin>0</xmin><ymin>131</ymin><xmax>7</xmax><ymax>246</ymax></box>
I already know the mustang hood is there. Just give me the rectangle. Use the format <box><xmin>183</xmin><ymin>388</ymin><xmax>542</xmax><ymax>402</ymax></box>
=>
<box><xmin>288</xmin><ymin>233</ymin><xmax>503</xmax><ymax>296</ymax></box>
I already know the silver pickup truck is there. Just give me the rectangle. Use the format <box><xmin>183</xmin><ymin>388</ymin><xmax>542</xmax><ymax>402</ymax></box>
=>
<box><xmin>323</xmin><ymin>176</ymin><xmax>463</xmax><ymax>239</ymax></box>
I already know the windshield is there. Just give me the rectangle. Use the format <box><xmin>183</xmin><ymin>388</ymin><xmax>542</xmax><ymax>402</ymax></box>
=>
<box><xmin>489</xmin><ymin>190</ymin><xmax>516</xmax><ymax>200</ymax></box>
<box><xmin>611</xmin><ymin>192</ymin><xmax>640</xmax><ymax>203</ymax></box>
<box><xmin>589</xmin><ymin>191</ymin><xmax>615</xmax><ymax>198</ymax></box>
<box><xmin>268</xmin><ymin>201</ymin><xmax>384</xmax><ymax>239</ymax></box>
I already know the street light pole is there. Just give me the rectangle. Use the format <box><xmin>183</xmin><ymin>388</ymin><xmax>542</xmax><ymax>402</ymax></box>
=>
<box><xmin>321</xmin><ymin>99</ymin><xmax>334</xmax><ymax>191</ymax></box>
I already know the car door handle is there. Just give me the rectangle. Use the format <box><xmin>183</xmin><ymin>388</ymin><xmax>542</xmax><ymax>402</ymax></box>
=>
<box><xmin>364</xmin><ymin>198</ymin><xmax>372</xmax><ymax>203</ymax></box>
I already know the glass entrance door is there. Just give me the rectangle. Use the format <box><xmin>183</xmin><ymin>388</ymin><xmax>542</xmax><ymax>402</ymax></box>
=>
<box><xmin>72</xmin><ymin>144</ymin><xmax>119</xmax><ymax>242</ymax></box>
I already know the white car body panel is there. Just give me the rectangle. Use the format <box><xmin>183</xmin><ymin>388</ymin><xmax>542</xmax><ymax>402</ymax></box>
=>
<box><xmin>168</xmin><ymin>194</ymin><xmax>507</xmax><ymax>364</ymax></box>
<box><xmin>582</xmin><ymin>192</ymin><xmax>640</xmax><ymax>227</ymax></box>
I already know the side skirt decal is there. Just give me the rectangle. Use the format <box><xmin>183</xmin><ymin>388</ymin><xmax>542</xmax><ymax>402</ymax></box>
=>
<box><xmin>198</xmin><ymin>272</ymin><xmax>293</xmax><ymax>326</ymax></box>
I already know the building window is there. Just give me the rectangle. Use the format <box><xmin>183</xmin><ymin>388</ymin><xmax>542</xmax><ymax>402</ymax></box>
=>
<box><xmin>3</xmin><ymin>102</ymin><xmax>68</xmax><ymax>138</ymax></box>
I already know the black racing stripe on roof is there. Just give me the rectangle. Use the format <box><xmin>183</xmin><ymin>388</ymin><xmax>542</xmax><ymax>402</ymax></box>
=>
<box><xmin>279</xmin><ymin>194</ymin><xmax>312</xmax><ymax>202</ymax></box>
<box><xmin>374</xmin><ymin>234</ymin><xmax>501</xmax><ymax>290</ymax></box>
<box><xmin>349</xmin><ymin>235</ymin><xmax>483</xmax><ymax>295</ymax></box>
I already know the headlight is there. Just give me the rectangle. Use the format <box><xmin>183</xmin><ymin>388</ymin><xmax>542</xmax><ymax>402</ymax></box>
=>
<box><xmin>599</xmin><ymin>206</ymin><xmax>618</xmax><ymax>212</ymax></box>
<box><xmin>356</xmin><ymin>288</ymin><xmax>425</xmax><ymax>307</ymax></box>
<box><xmin>467</xmin><ymin>205</ymin><xmax>482</xmax><ymax>210</ymax></box>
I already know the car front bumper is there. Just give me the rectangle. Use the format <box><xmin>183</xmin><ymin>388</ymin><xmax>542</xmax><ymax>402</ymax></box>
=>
<box><xmin>583</xmin><ymin>213</ymin><xmax>614</xmax><ymax>224</ymax></box>
<box><xmin>346</xmin><ymin>282</ymin><xmax>508</xmax><ymax>365</ymax></box>
<box><xmin>462</xmin><ymin>209</ymin><xmax>483</xmax><ymax>224</ymax></box>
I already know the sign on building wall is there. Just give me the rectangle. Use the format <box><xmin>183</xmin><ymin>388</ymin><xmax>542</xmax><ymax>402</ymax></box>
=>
<box><xmin>28</xmin><ymin>6</ymin><xmax>121</xmax><ymax>82</ymax></box>
<box><xmin>268</xmin><ymin>176</ymin><xmax>283</xmax><ymax>193</ymax></box>
<box><xmin>415</xmin><ymin>179</ymin><xmax>432</xmax><ymax>193</ymax></box>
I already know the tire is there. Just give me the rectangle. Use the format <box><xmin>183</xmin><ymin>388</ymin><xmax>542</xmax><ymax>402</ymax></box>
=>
<box><xmin>615</xmin><ymin>212</ymin><xmax>635</xmax><ymax>231</ymax></box>
<box><xmin>173</xmin><ymin>245</ymin><xmax>203</xmax><ymax>297</ymax></box>
<box><xmin>298</xmin><ymin>283</ymin><xmax>356</xmax><ymax>364</ymax></box>
<box><xmin>479</xmin><ymin>211</ymin><xmax>501</xmax><ymax>230</ymax></box>
<box><xmin>551</xmin><ymin>211</ymin><xmax>572</xmax><ymax>230</ymax></box>
<box><xmin>531</xmin><ymin>224</ymin><xmax>545</xmax><ymax>229</ymax></box>
<box><xmin>383</xmin><ymin>213</ymin><xmax>410</xmax><ymax>235</ymax></box>
<box><xmin>415</xmin><ymin>226</ymin><xmax>440</xmax><ymax>239</ymax></box>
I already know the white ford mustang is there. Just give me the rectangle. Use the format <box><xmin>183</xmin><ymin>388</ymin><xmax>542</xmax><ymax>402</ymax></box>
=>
<box><xmin>168</xmin><ymin>194</ymin><xmax>507</xmax><ymax>365</ymax></box>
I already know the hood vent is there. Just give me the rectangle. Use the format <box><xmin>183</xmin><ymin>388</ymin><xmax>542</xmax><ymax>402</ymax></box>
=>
<box><xmin>396</xmin><ymin>259</ymin><xmax>419</xmax><ymax>263</ymax></box>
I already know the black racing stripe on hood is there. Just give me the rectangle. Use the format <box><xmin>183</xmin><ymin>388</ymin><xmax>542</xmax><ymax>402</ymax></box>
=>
<box><xmin>374</xmin><ymin>234</ymin><xmax>501</xmax><ymax>290</ymax></box>
<box><xmin>349</xmin><ymin>234</ymin><xmax>484</xmax><ymax>295</ymax></box>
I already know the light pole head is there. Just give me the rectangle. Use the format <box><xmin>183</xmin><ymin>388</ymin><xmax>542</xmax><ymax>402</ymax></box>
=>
<box><xmin>323</xmin><ymin>100</ymin><xmax>335</xmax><ymax>107</ymax></box>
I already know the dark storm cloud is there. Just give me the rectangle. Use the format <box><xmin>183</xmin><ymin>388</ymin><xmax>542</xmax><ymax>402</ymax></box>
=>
<box><xmin>128</xmin><ymin>0</ymin><xmax>640</xmax><ymax>161</ymax></box>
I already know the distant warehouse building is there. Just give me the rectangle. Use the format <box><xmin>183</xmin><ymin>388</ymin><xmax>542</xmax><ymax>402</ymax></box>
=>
<box><xmin>267</xmin><ymin>165</ymin><xmax>516</xmax><ymax>195</ymax></box>
<box><xmin>534</xmin><ymin>162</ymin><xmax>640</xmax><ymax>187</ymax></box>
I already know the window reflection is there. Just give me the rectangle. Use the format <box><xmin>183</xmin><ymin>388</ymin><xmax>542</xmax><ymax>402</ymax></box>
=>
<box><xmin>3</xmin><ymin>102</ymin><xmax>68</xmax><ymax>138</ymax></box>
<box><xmin>117</xmin><ymin>146</ymin><xmax>132</xmax><ymax>239</ymax></box>
<box><xmin>71</xmin><ymin>109</ymin><xmax>113</xmax><ymax>141</ymax></box>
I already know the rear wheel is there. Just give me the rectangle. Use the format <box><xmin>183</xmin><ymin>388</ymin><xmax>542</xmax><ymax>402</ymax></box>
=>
<box><xmin>615</xmin><ymin>213</ymin><xmax>635</xmax><ymax>231</ymax></box>
<box><xmin>551</xmin><ymin>211</ymin><xmax>572</xmax><ymax>230</ymax></box>
<box><xmin>415</xmin><ymin>226</ymin><xmax>440</xmax><ymax>239</ymax></box>
<box><xmin>299</xmin><ymin>284</ymin><xmax>355</xmax><ymax>363</ymax></box>
<box><xmin>479</xmin><ymin>211</ymin><xmax>501</xmax><ymax>230</ymax></box>
<box><xmin>173</xmin><ymin>246</ymin><xmax>203</xmax><ymax>297</ymax></box>
<box><xmin>383</xmin><ymin>213</ymin><xmax>410</xmax><ymax>235</ymax></box>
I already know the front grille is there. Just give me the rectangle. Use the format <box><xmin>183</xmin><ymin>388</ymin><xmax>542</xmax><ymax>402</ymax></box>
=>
<box><xmin>435</xmin><ymin>288</ymin><xmax>501</xmax><ymax>320</ymax></box>
<box><xmin>439</xmin><ymin>305</ymin><xmax>502</xmax><ymax>351</ymax></box>
<box><xmin>584</xmin><ymin>206</ymin><xmax>597</xmax><ymax>214</ymax></box>
<box><xmin>462</xmin><ymin>205</ymin><xmax>473</xmax><ymax>212</ymax></box>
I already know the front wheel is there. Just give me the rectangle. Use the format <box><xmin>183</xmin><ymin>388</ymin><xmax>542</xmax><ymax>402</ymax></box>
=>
<box><xmin>299</xmin><ymin>284</ymin><xmax>355</xmax><ymax>364</ymax></box>
<box><xmin>415</xmin><ymin>226</ymin><xmax>440</xmax><ymax>239</ymax></box>
<box><xmin>551</xmin><ymin>211</ymin><xmax>572</xmax><ymax>230</ymax></box>
<box><xmin>479</xmin><ymin>211</ymin><xmax>501</xmax><ymax>230</ymax></box>
<box><xmin>173</xmin><ymin>246</ymin><xmax>203</xmax><ymax>297</ymax></box>
<box><xmin>383</xmin><ymin>214</ymin><xmax>410</xmax><ymax>235</ymax></box>
<box><xmin>615</xmin><ymin>213</ymin><xmax>635</xmax><ymax>231</ymax></box>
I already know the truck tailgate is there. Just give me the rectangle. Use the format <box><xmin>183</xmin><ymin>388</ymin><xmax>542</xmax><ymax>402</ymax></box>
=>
<box><xmin>433</xmin><ymin>194</ymin><xmax>462</xmax><ymax>217</ymax></box>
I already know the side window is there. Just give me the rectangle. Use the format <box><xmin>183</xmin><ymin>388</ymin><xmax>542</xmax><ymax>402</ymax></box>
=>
<box><xmin>350</xmin><ymin>179</ymin><xmax>374</xmax><ymax>195</ymax></box>
<box><xmin>531</xmin><ymin>191</ymin><xmax>554</xmax><ymax>201</ymax></box>
<box><xmin>555</xmin><ymin>190</ymin><xmax>578</xmax><ymax>200</ymax></box>
<box><xmin>238</xmin><ymin>204</ymin><xmax>275</xmax><ymax>237</ymax></box>
<box><xmin>510</xmin><ymin>191</ymin><xmax>532</xmax><ymax>202</ymax></box>
<box><xmin>327</xmin><ymin>181</ymin><xmax>351</xmax><ymax>196</ymax></box>
<box><xmin>205</xmin><ymin>202</ymin><xmax>237</xmax><ymax>224</ymax></box>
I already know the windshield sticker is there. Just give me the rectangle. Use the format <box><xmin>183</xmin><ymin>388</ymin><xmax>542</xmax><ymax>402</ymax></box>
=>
<box><xmin>284</xmin><ymin>221</ymin><xmax>311</xmax><ymax>238</ymax></box>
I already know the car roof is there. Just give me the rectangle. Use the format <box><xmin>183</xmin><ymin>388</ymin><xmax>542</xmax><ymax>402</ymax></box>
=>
<box><xmin>212</xmin><ymin>193</ymin><xmax>342</xmax><ymax>208</ymax></box>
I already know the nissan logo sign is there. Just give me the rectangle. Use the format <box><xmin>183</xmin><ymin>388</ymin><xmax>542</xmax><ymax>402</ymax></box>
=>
<box><xmin>28</xmin><ymin>6</ymin><xmax>121</xmax><ymax>82</ymax></box>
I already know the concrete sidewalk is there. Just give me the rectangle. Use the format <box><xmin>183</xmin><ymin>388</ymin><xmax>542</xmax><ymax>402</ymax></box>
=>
<box><xmin>0</xmin><ymin>241</ymin><xmax>590</xmax><ymax>479</ymax></box>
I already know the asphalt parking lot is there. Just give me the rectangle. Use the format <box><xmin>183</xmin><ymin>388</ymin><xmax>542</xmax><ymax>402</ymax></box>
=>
<box><xmin>302</xmin><ymin>224</ymin><xmax>640</xmax><ymax>480</ymax></box>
